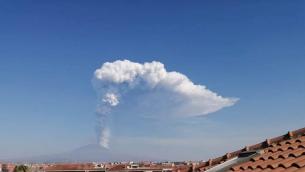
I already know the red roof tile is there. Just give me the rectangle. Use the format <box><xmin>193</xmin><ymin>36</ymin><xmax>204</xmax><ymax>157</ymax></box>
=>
<box><xmin>107</xmin><ymin>164</ymin><xmax>126</xmax><ymax>171</ymax></box>
<box><xmin>229</xmin><ymin>136</ymin><xmax>305</xmax><ymax>171</ymax></box>
<box><xmin>45</xmin><ymin>163</ymin><xmax>97</xmax><ymax>171</ymax></box>
<box><xmin>196</xmin><ymin>127</ymin><xmax>305</xmax><ymax>172</ymax></box>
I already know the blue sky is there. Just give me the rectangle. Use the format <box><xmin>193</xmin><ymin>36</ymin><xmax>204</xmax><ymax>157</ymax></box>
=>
<box><xmin>0</xmin><ymin>1</ymin><xmax>304</xmax><ymax>160</ymax></box>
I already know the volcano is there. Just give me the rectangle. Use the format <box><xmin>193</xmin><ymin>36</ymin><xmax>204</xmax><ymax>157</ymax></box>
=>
<box><xmin>4</xmin><ymin>144</ymin><xmax>150</xmax><ymax>163</ymax></box>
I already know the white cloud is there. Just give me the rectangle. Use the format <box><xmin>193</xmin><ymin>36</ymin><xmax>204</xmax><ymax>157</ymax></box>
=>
<box><xmin>94</xmin><ymin>60</ymin><xmax>238</xmax><ymax>117</ymax></box>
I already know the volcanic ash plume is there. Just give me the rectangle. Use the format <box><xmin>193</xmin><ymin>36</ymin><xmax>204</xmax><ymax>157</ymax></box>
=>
<box><xmin>94</xmin><ymin>92</ymin><xmax>119</xmax><ymax>148</ymax></box>
<box><xmin>93</xmin><ymin>60</ymin><xmax>238</xmax><ymax>148</ymax></box>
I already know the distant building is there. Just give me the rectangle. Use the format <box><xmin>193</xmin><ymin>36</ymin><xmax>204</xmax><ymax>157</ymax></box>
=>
<box><xmin>44</xmin><ymin>163</ymin><xmax>105</xmax><ymax>172</ymax></box>
<box><xmin>107</xmin><ymin>162</ymin><xmax>190</xmax><ymax>172</ymax></box>
<box><xmin>30</xmin><ymin>163</ymin><xmax>49</xmax><ymax>172</ymax></box>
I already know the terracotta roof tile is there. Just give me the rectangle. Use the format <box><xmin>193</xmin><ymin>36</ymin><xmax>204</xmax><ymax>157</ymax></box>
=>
<box><xmin>229</xmin><ymin>130</ymin><xmax>305</xmax><ymax>171</ymax></box>
<box><xmin>45</xmin><ymin>163</ymin><xmax>97</xmax><ymax>171</ymax></box>
<box><xmin>195</xmin><ymin>127</ymin><xmax>305</xmax><ymax>172</ymax></box>
<box><xmin>107</xmin><ymin>164</ymin><xmax>126</xmax><ymax>171</ymax></box>
<box><xmin>294</xmin><ymin>167</ymin><xmax>305</xmax><ymax>172</ymax></box>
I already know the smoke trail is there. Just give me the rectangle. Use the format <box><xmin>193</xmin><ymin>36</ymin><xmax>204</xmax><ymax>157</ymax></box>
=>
<box><xmin>94</xmin><ymin>92</ymin><xmax>119</xmax><ymax>148</ymax></box>
<box><xmin>93</xmin><ymin>60</ymin><xmax>238</xmax><ymax>148</ymax></box>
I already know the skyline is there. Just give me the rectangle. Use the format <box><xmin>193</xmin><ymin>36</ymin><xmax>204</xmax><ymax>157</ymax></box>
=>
<box><xmin>0</xmin><ymin>1</ymin><xmax>304</xmax><ymax>161</ymax></box>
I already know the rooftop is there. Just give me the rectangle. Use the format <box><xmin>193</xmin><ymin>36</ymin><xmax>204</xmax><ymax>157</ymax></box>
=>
<box><xmin>196</xmin><ymin>127</ymin><xmax>305</xmax><ymax>171</ymax></box>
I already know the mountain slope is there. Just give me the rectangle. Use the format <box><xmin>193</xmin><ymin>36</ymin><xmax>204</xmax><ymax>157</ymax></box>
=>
<box><xmin>4</xmin><ymin>144</ymin><xmax>151</xmax><ymax>163</ymax></box>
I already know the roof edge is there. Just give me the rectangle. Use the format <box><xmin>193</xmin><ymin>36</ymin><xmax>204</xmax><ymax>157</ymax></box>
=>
<box><xmin>195</xmin><ymin>126</ymin><xmax>305</xmax><ymax>171</ymax></box>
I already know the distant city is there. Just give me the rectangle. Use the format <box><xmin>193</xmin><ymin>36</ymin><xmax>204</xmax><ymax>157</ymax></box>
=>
<box><xmin>0</xmin><ymin>161</ymin><xmax>195</xmax><ymax>172</ymax></box>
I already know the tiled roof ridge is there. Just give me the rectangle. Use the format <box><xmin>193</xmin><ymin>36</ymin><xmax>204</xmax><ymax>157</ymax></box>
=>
<box><xmin>195</xmin><ymin>126</ymin><xmax>305</xmax><ymax>171</ymax></box>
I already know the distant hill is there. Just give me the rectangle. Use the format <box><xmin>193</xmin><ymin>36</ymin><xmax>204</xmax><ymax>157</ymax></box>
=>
<box><xmin>3</xmin><ymin>144</ymin><xmax>153</xmax><ymax>163</ymax></box>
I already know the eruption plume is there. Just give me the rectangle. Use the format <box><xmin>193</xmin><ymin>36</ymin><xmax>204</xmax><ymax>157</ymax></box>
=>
<box><xmin>93</xmin><ymin>60</ymin><xmax>238</xmax><ymax>148</ymax></box>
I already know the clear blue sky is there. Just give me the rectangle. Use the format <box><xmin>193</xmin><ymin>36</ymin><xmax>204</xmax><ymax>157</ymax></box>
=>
<box><xmin>0</xmin><ymin>1</ymin><xmax>304</xmax><ymax>160</ymax></box>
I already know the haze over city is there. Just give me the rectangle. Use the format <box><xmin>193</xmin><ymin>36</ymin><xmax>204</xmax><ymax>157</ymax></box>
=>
<box><xmin>0</xmin><ymin>0</ymin><xmax>304</xmax><ymax>165</ymax></box>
